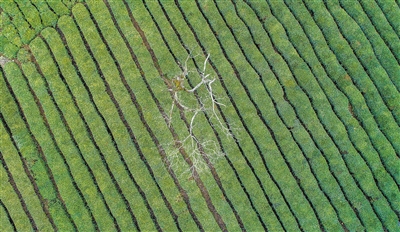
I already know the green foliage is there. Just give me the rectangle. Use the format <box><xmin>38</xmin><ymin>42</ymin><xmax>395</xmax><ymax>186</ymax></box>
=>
<box><xmin>31</xmin><ymin>0</ymin><xmax>58</xmax><ymax>27</ymax></box>
<box><xmin>375</xmin><ymin>0</ymin><xmax>400</xmax><ymax>36</ymax></box>
<box><xmin>1</xmin><ymin>73</ymin><xmax>53</xmax><ymax>232</ymax></box>
<box><xmin>1</xmin><ymin>70</ymin><xmax>73</xmax><ymax>232</ymax></box>
<box><xmin>45</xmin><ymin>0</ymin><xmax>69</xmax><ymax>16</ymax></box>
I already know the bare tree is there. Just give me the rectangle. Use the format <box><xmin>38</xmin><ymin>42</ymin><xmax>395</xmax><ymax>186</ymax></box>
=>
<box><xmin>165</xmin><ymin>52</ymin><xmax>233</xmax><ymax>176</ymax></box>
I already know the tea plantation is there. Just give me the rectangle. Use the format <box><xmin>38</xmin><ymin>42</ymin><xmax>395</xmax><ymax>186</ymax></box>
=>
<box><xmin>1</xmin><ymin>0</ymin><xmax>399</xmax><ymax>231</ymax></box>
